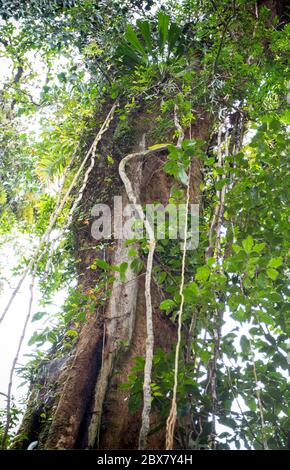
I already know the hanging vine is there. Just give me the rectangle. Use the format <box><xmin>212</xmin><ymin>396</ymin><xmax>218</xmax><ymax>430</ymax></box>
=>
<box><xmin>165</xmin><ymin>159</ymin><xmax>191</xmax><ymax>450</ymax></box>
<box><xmin>0</xmin><ymin>102</ymin><xmax>118</xmax><ymax>325</ymax></box>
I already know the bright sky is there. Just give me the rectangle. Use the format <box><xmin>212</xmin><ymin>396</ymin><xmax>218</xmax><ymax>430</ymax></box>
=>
<box><xmin>0</xmin><ymin>234</ymin><xmax>66</xmax><ymax>410</ymax></box>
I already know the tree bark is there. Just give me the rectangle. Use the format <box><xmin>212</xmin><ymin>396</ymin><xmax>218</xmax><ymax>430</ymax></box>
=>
<box><xmin>13</xmin><ymin>104</ymin><xmax>211</xmax><ymax>449</ymax></box>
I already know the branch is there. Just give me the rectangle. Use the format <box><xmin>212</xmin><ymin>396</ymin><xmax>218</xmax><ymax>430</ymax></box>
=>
<box><xmin>138</xmin><ymin>237</ymin><xmax>156</xmax><ymax>450</ymax></box>
<box><xmin>205</xmin><ymin>121</ymin><xmax>229</xmax><ymax>448</ymax></box>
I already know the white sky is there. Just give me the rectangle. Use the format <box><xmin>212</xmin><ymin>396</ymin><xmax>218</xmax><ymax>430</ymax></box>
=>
<box><xmin>0</xmin><ymin>234</ymin><xmax>66</xmax><ymax>410</ymax></box>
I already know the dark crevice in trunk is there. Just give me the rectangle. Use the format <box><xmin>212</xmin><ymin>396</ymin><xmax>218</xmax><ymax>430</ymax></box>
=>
<box><xmin>75</xmin><ymin>332</ymin><xmax>104</xmax><ymax>449</ymax></box>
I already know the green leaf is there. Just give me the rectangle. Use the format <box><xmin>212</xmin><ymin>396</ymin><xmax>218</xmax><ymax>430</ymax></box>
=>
<box><xmin>66</xmin><ymin>329</ymin><xmax>78</xmax><ymax>337</ymax></box>
<box><xmin>157</xmin><ymin>271</ymin><xmax>167</xmax><ymax>284</ymax></box>
<box><xmin>219</xmin><ymin>416</ymin><xmax>237</xmax><ymax>430</ymax></box>
<box><xmin>248</xmin><ymin>397</ymin><xmax>257</xmax><ymax>411</ymax></box>
<box><xmin>164</xmin><ymin>160</ymin><xmax>188</xmax><ymax>185</ymax></box>
<box><xmin>240</xmin><ymin>335</ymin><xmax>250</xmax><ymax>354</ymax></box>
<box><xmin>195</xmin><ymin>265</ymin><xmax>210</xmax><ymax>282</ymax></box>
<box><xmin>233</xmin><ymin>307</ymin><xmax>247</xmax><ymax>322</ymax></box>
<box><xmin>184</xmin><ymin>282</ymin><xmax>199</xmax><ymax>302</ymax></box>
<box><xmin>168</xmin><ymin>22</ymin><xmax>180</xmax><ymax>52</ymax></box>
<box><xmin>158</xmin><ymin>11</ymin><xmax>170</xmax><ymax>53</ymax></box>
<box><xmin>253</xmin><ymin>242</ymin><xmax>266</xmax><ymax>253</ymax></box>
<box><xmin>205</xmin><ymin>157</ymin><xmax>215</xmax><ymax>166</ymax></box>
<box><xmin>120</xmin><ymin>261</ymin><xmax>128</xmax><ymax>281</ymax></box>
<box><xmin>125</xmin><ymin>24</ymin><xmax>146</xmax><ymax>55</ymax></box>
<box><xmin>128</xmin><ymin>248</ymin><xmax>138</xmax><ymax>257</ymax></box>
<box><xmin>176</xmin><ymin>166</ymin><xmax>188</xmax><ymax>185</ymax></box>
<box><xmin>266</xmin><ymin>268</ymin><xmax>279</xmax><ymax>280</ymax></box>
<box><xmin>117</xmin><ymin>43</ymin><xmax>143</xmax><ymax>67</ymax></box>
<box><xmin>206</xmin><ymin>256</ymin><xmax>215</xmax><ymax>267</ymax></box>
<box><xmin>164</xmin><ymin>161</ymin><xmax>177</xmax><ymax>175</ymax></box>
<box><xmin>215</xmin><ymin>179</ymin><xmax>229</xmax><ymax>190</ymax></box>
<box><xmin>257</xmin><ymin>273</ymin><xmax>267</xmax><ymax>288</ymax></box>
<box><xmin>110</xmin><ymin>264</ymin><xmax>120</xmax><ymax>272</ymax></box>
<box><xmin>119</xmin><ymin>382</ymin><xmax>132</xmax><ymax>390</ymax></box>
<box><xmin>94</xmin><ymin>258</ymin><xmax>111</xmax><ymax>270</ymax></box>
<box><xmin>148</xmin><ymin>143</ymin><xmax>169</xmax><ymax>149</ymax></box>
<box><xmin>242</xmin><ymin>236</ymin><xmax>254</xmax><ymax>254</ymax></box>
<box><xmin>199</xmin><ymin>349</ymin><xmax>211</xmax><ymax>366</ymax></box>
<box><xmin>267</xmin><ymin>257</ymin><xmax>283</xmax><ymax>268</ymax></box>
<box><xmin>120</xmin><ymin>261</ymin><xmax>128</xmax><ymax>271</ymax></box>
<box><xmin>131</xmin><ymin>258</ymin><xmax>143</xmax><ymax>274</ymax></box>
<box><xmin>57</xmin><ymin>72</ymin><xmax>66</xmax><ymax>82</ymax></box>
<box><xmin>232</xmin><ymin>244</ymin><xmax>241</xmax><ymax>253</ymax></box>
<box><xmin>128</xmin><ymin>393</ymin><xmax>142</xmax><ymax>414</ymax></box>
<box><xmin>136</xmin><ymin>20</ymin><xmax>152</xmax><ymax>52</ymax></box>
<box><xmin>160</xmin><ymin>299</ymin><xmax>176</xmax><ymax>310</ymax></box>
<box><xmin>32</xmin><ymin>311</ymin><xmax>47</xmax><ymax>322</ymax></box>
<box><xmin>182</xmin><ymin>139</ymin><xmax>201</xmax><ymax>151</ymax></box>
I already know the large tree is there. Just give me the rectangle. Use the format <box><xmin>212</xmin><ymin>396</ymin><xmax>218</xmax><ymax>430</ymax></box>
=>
<box><xmin>0</xmin><ymin>0</ymin><xmax>289</xmax><ymax>450</ymax></box>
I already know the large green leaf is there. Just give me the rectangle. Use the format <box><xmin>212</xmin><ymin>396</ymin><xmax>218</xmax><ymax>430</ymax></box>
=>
<box><xmin>136</xmin><ymin>19</ymin><xmax>152</xmax><ymax>53</ymax></box>
<box><xmin>116</xmin><ymin>42</ymin><xmax>143</xmax><ymax>67</ymax></box>
<box><xmin>125</xmin><ymin>24</ymin><xmax>146</xmax><ymax>56</ymax></box>
<box><xmin>168</xmin><ymin>22</ymin><xmax>181</xmax><ymax>53</ymax></box>
<box><xmin>157</xmin><ymin>11</ymin><xmax>170</xmax><ymax>54</ymax></box>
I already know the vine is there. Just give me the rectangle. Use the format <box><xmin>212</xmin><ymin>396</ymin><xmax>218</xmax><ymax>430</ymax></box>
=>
<box><xmin>0</xmin><ymin>102</ymin><xmax>118</xmax><ymax>325</ymax></box>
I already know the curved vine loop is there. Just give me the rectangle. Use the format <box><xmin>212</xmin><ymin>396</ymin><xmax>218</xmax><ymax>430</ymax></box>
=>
<box><xmin>119</xmin><ymin>105</ymin><xmax>184</xmax><ymax>449</ymax></box>
<box><xmin>119</xmin><ymin>144</ymin><xmax>167</xmax><ymax>450</ymax></box>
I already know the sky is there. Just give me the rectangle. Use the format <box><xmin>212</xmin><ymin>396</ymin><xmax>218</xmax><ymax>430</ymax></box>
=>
<box><xmin>0</xmin><ymin>233</ymin><xmax>66</xmax><ymax>410</ymax></box>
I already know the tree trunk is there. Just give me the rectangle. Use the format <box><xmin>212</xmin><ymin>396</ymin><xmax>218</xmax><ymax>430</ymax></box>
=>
<box><xmin>14</xmin><ymin>105</ymin><xmax>211</xmax><ymax>450</ymax></box>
